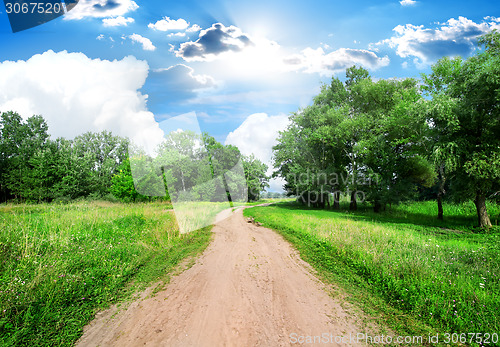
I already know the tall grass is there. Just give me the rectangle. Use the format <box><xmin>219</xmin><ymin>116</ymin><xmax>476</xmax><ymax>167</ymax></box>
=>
<box><xmin>0</xmin><ymin>201</ymin><xmax>212</xmax><ymax>346</ymax></box>
<box><xmin>245</xmin><ymin>201</ymin><xmax>500</xmax><ymax>342</ymax></box>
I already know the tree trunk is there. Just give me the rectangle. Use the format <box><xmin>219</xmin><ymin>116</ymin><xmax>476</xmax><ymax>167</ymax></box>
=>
<box><xmin>332</xmin><ymin>191</ymin><xmax>340</xmax><ymax>210</ymax></box>
<box><xmin>437</xmin><ymin>165</ymin><xmax>445</xmax><ymax>220</ymax></box>
<box><xmin>349</xmin><ymin>190</ymin><xmax>357</xmax><ymax>211</ymax></box>
<box><xmin>180</xmin><ymin>169</ymin><xmax>186</xmax><ymax>192</ymax></box>
<box><xmin>437</xmin><ymin>193</ymin><xmax>444</xmax><ymax>220</ymax></box>
<box><xmin>374</xmin><ymin>199</ymin><xmax>382</xmax><ymax>213</ymax></box>
<box><xmin>321</xmin><ymin>190</ymin><xmax>330</xmax><ymax>209</ymax></box>
<box><xmin>222</xmin><ymin>176</ymin><xmax>232</xmax><ymax>203</ymax></box>
<box><xmin>474</xmin><ymin>191</ymin><xmax>492</xmax><ymax>228</ymax></box>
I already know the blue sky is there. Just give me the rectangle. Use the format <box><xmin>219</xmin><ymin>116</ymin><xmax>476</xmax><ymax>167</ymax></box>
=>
<box><xmin>0</xmin><ymin>0</ymin><xmax>499</xmax><ymax>190</ymax></box>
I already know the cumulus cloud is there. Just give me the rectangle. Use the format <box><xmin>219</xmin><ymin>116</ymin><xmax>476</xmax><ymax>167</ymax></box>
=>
<box><xmin>153</xmin><ymin>64</ymin><xmax>215</xmax><ymax>90</ymax></box>
<box><xmin>377</xmin><ymin>16</ymin><xmax>500</xmax><ymax>65</ymax></box>
<box><xmin>65</xmin><ymin>0</ymin><xmax>139</xmax><ymax>20</ymax></box>
<box><xmin>0</xmin><ymin>50</ymin><xmax>164</xmax><ymax>154</ymax></box>
<box><xmin>176</xmin><ymin>23</ymin><xmax>253</xmax><ymax>62</ymax></box>
<box><xmin>129</xmin><ymin>33</ymin><xmax>156</xmax><ymax>51</ymax></box>
<box><xmin>148</xmin><ymin>16</ymin><xmax>189</xmax><ymax>31</ymax></box>
<box><xmin>186</xmin><ymin>24</ymin><xmax>202</xmax><ymax>33</ymax></box>
<box><xmin>102</xmin><ymin>15</ymin><xmax>134</xmax><ymax>26</ymax></box>
<box><xmin>400</xmin><ymin>0</ymin><xmax>417</xmax><ymax>6</ymax></box>
<box><xmin>225</xmin><ymin>113</ymin><xmax>290</xmax><ymax>192</ymax></box>
<box><xmin>284</xmin><ymin>47</ymin><xmax>390</xmax><ymax>76</ymax></box>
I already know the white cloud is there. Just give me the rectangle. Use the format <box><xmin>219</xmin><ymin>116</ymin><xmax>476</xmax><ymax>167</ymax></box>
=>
<box><xmin>152</xmin><ymin>64</ymin><xmax>215</xmax><ymax>92</ymax></box>
<box><xmin>0</xmin><ymin>50</ymin><xmax>164</xmax><ymax>154</ymax></box>
<box><xmin>65</xmin><ymin>0</ymin><xmax>139</xmax><ymax>20</ymax></box>
<box><xmin>168</xmin><ymin>32</ymin><xmax>186</xmax><ymax>38</ymax></box>
<box><xmin>400</xmin><ymin>0</ymin><xmax>417</xmax><ymax>6</ymax></box>
<box><xmin>97</xmin><ymin>34</ymin><xmax>115</xmax><ymax>43</ymax></box>
<box><xmin>176</xmin><ymin>23</ymin><xmax>254</xmax><ymax>62</ymax></box>
<box><xmin>284</xmin><ymin>47</ymin><xmax>390</xmax><ymax>76</ymax></box>
<box><xmin>102</xmin><ymin>16</ymin><xmax>134</xmax><ymax>27</ymax></box>
<box><xmin>129</xmin><ymin>33</ymin><xmax>156</xmax><ymax>51</ymax></box>
<box><xmin>186</xmin><ymin>24</ymin><xmax>202</xmax><ymax>33</ymax></box>
<box><xmin>225</xmin><ymin>113</ymin><xmax>290</xmax><ymax>192</ymax></box>
<box><xmin>377</xmin><ymin>16</ymin><xmax>500</xmax><ymax>65</ymax></box>
<box><xmin>148</xmin><ymin>17</ymin><xmax>189</xmax><ymax>31</ymax></box>
<box><xmin>172</xmin><ymin>64</ymin><xmax>214</xmax><ymax>87</ymax></box>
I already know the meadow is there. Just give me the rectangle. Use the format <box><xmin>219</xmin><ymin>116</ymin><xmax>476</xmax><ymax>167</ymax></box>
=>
<box><xmin>244</xmin><ymin>200</ymin><xmax>500</xmax><ymax>345</ymax></box>
<box><xmin>0</xmin><ymin>201</ymin><xmax>212</xmax><ymax>346</ymax></box>
<box><xmin>170</xmin><ymin>198</ymin><xmax>287</xmax><ymax>233</ymax></box>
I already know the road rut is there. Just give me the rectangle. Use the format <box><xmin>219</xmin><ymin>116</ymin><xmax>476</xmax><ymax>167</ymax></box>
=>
<box><xmin>77</xmin><ymin>208</ymin><xmax>369</xmax><ymax>346</ymax></box>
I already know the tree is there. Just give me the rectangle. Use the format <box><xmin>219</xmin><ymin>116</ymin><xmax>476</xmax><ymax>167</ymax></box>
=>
<box><xmin>351</xmin><ymin>77</ymin><xmax>435</xmax><ymax>212</ymax></box>
<box><xmin>274</xmin><ymin>76</ymin><xmax>350</xmax><ymax>208</ymax></box>
<box><xmin>0</xmin><ymin>112</ymin><xmax>130</xmax><ymax>202</ymax></box>
<box><xmin>73</xmin><ymin>131</ymin><xmax>128</xmax><ymax>198</ymax></box>
<box><xmin>151</xmin><ymin>131</ymin><xmax>249</xmax><ymax>203</ymax></box>
<box><xmin>242</xmin><ymin>154</ymin><xmax>269</xmax><ymax>201</ymax></box>
<box><xmin>110</xmin><ymin>158</ymin><xmax>152</xmax><ymax>202</ymax></box>
<box><xmin>23</xmin><ymin>140</ymin><xmax>61</xmax><ymax>202</ymax></box>
<box><xmin>422</xmin><ymin>30</ymin><xmax>500</xmax><ymax>228</ymax></box>
<box><xmin>273</xmin><ymin>67</ymin><xmax>435</xmax><ymax>212</ymax></box>
<box><xmin>202</xmin><ymin>133</ymin><xmax>245</xmax><ymax>202</ymax></box>
<box><xmin>0</xmin><ymin>111</ymin><xmax>49</xmax><ymax>201</ymax></box>
<box><xmin>344</xmin><ymin>66</ymin><xmax>371</xmax><ymax>210</ymax></box>
<box><xmin>51</xmin><ymin>137</ymin><xmax>93</xmax><ymax>200</ymax></box>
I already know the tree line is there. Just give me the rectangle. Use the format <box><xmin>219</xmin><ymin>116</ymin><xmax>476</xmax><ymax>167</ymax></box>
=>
<box><xmin>273</xmin><ymin>31</ymin><xmax>500</xmax><ymax>228</ymax></box>
<box><xmin>0</xmin><ymin>111</ymin><xmax>270</xmax><ymax>203</ymax></box>
<box><xmin>120</xmin><ymin>130</ymin><xmax>269</xmax><ymax>203</ymax></box>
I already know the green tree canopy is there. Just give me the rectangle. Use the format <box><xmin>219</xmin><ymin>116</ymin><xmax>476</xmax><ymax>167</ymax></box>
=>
<box><xmin>422</xmin><ymin>30</ymin><xmax>500</xmax><ymax>227</ymax></box>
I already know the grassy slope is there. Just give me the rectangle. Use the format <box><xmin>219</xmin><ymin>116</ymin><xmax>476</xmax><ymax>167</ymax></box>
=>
<box><xmin>0</xmin><ymin>201</ymin><xmax>212</xmax><ymax>346</ymax></box>
<box><xmin>244</xmin><ymin>201</ymin><xmax>500</xmax><ymax>346</ymax></box>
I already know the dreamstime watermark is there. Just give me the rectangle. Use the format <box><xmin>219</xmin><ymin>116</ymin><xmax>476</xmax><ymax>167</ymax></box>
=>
<box><xmin>3</xmin><ymin>0</ymin><xmax>79</xmax><ymax>33</ymax></box>
<box><xmin>129</xmin><ymin>112</ymin><xmax>248</xmax><ymax>234</ymax></box>
<box><xmin>285</xmin><ymin>170</ymin><xmax>379</xmax><ymax>188</ymax></box>
<box><xmin>290</xmin><ymin>332</ymin><xmax>423</xmax><ymax>345</ymax></box>
<box><xmin>284</xmin><ymin>170</ymin><xmax>380</xmax><ymax>205</ymax></box>
<box><xmin>289</xmin><ymin>332</ymin><xmax>499</xmax><ymax>345</ymax></box>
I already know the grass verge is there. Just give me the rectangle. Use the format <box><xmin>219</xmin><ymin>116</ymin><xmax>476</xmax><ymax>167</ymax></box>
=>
<box><xmin>0</xmin><ymin>201</ymin><xmax>212</xmax><ymax>346</ymax></box>
<box><xmin>244</xmin><ymin>201</ymin><xmax>500</xmax><ymax>346</ymax></box>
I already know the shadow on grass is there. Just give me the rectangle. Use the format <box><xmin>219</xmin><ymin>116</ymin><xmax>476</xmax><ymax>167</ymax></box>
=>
<box><xmin>270</xmin><ymin>201</ymin><xmax>500</xmax><ymax>239</ymax></box>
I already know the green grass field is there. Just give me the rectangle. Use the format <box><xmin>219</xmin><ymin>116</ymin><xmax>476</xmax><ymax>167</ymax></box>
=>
<box><xmin>244</xmin><ymin>200</ymin><xmax>500</xmax><ymax>345</ymax></box>
<box><xmin>0</xmin><ymin>201</ymin><xmax>212</xmax><ymax>346</ymax></box>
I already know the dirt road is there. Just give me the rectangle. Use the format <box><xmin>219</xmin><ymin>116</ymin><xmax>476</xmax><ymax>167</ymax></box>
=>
<box><xmin>77</xmin><ymin>208</ymin><xmax>369</xmax><ymax>346</ymax></box>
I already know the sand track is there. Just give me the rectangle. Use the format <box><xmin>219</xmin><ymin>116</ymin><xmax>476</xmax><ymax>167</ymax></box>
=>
<box><xmin>77</xmin><ymin>208</ymin><xmax>368</xmax><ymax>346</ymax></box>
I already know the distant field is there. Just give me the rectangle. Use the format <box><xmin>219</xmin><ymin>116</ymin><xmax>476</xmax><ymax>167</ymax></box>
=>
<box><xmin>244</xmin><ymin>201</ymin><xmax>500</xmax><ymax>345</ymax></box>
<box><xmin>0</xmin><ymin>201</ymin><xmax>212</xmax><ymax>346</ymax></box>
